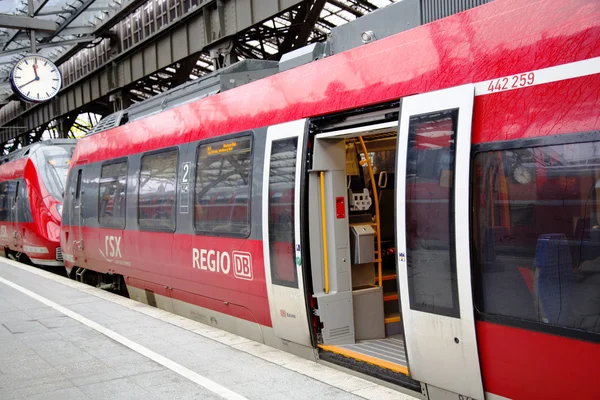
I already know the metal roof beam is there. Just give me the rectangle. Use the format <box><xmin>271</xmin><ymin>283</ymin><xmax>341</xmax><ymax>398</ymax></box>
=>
<box><xmin>42</xmin><ymin>0</ymin><xmax>96</xmax><ymax>42</ymax></box>
<box><xmin>36</xmin><ymin>5</ymin><xmax>111</xmax><ymax>16</ymax></box>
<box><xmin>2</xmin><ymin>0</ymin><xmax>50</xmax><ymax>51</ymax></box>
<box><xmin>0</xmin><ymin>36</ymin><xmax>95</xmax><ymax>57</ymax></box>
<box><xmin>0</xmin><ymin>13</ymin><xmax>57</xmax><ymax>31</ymax></box>
<box><xmin>0</xmin><ymin>26</ymin><xmax>94</xmax><ymax>43</ymax></box>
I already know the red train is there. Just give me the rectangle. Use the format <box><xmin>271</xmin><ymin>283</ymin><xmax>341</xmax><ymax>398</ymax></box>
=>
<box><xmin>59</xmin><ymin>0</ymin><xmax>600</xmax><ymax>398</ymax></box>
<box><xmin>0</xmin><ymin>139</ymin><xmax>76</xmax><ymax>266</ymax></box>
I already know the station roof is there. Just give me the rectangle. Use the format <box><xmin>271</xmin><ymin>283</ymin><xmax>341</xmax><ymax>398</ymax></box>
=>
<box><xmin>0</xmin><ymin>0</ymin><xmax>398</xmax><ymax>105</ymax></box>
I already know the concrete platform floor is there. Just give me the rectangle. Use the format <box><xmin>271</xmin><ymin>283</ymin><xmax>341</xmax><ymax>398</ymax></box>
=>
<box><xmin>0</xmin><ymin>259</ymin><xmax>421</xmax><ymax>400</ymax></box>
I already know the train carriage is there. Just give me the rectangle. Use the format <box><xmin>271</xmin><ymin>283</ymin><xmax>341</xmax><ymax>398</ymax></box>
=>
<box><xmin>0</xmin><ymin>139</ymin><xmax>76</xmax><ymax>266</ymax></box>
<box><xmin>60</xmin><ymin>0</ymin><xmax>600</xmax><ymax>398</ymax></box>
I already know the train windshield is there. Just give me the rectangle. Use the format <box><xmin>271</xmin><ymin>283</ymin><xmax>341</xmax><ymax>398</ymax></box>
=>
<box><xmin>39</xmin><ymin>145</ymin><xmax>75</xmax><ymax>201</ymax></box>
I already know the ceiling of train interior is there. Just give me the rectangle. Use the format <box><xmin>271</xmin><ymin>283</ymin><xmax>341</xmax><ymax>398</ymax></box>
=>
<box><xmin>0</xmin><ymin>0</ymin><xmax>487</xmax><ymax>154</ymax></box>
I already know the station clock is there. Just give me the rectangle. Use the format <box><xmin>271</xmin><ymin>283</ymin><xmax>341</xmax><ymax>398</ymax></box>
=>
<box><xmin>9</xmin><ymin>54</ymin><xmax>62</xmax><ymax>103</ymax></box>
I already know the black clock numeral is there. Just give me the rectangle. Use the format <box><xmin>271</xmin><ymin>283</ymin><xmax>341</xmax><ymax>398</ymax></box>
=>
<box><xmin>24</xmin><ymin>60</ymin><xmax>28</xmax><ymax>65</ymax></box>
<box><xmin>52</xmin><ymin>87</ymin><xmax>57</xmax><ymax>91</ymax></box>
<box><xmin>27</xmin><ymin>91</ymin><xmax>30</xmax><ymax>97</ymax></box>
<box><xmin>14</xmin><ymin>76</ymin><xmax>20</xmax><ymax>79</ymax></box>
<box><xmin>46</xmin><ymin>92</ymin><xmax>50</xmax><ymax>97</ymax></box>
<box><xmin>52</xmin><ymin>78</ymin><xmax>59</xmax><ymax>81</ymax></box>
<box><xmin>44</xmin><ymin>61</ymin><xmax>48</xmax><ymax>66</ymax></box>
<box><xmin>37</xmin><ymin>93</ymin><xmax>39</xmax><ymax>99</ymax></box>
<box><xmin>50</xmin><ymin>69</ymin><xmax>56</xmax><ymax>73</ymax></box>
<box><xmin>16</xmin><ymin>66</ymin><xmax>21</xmax><ymax>71</ymax></box>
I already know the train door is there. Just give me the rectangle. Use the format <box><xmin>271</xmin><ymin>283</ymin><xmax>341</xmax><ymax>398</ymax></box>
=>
<box><xmin>71</xmin><ymin>169</ymin><xmax>85</xmax><ymax>264</ymax></box>
<box><xmin>262</xmin><ymin>120</ymin><xmax>312</xmax><ymax>347</ymax></box>
<box><xmin>395</xmin><ymin>84</ymin><xmax>484</xmax><ymax>399</ymax></box>
<box><xmin>10</xmin><ymin>181</ymin><xmax>23</xmax><ymax>251</ymax></box>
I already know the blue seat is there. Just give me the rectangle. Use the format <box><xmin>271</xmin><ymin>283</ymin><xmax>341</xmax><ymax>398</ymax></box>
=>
<box><xmin>533</xmin><ymin>234</ymin><xmax>574</xmax><ymax>325</ymax></box>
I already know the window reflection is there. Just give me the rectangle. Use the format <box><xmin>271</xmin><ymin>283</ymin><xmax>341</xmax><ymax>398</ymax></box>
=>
<box><xmin>473</xmin><ymin>141</ymin><xmax>600</xmax><ymax>333</ymax></box>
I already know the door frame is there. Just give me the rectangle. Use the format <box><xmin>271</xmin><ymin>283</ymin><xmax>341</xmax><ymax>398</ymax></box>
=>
<box><xmin>395</xmin><ymin>84</ymin><xmax>484</xmax><ymax>399</ymax></box>
<box><xmin>262</xmin><ymin>119</ymin><xmax>312</xmax><ymax>347</ymax></box>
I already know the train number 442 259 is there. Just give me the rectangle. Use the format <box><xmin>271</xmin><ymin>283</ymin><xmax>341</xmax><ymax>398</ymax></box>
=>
<box><xmin>487</xmin><ymin>72</ymin><xmax>535</xmax><ymax>93</ymax></box>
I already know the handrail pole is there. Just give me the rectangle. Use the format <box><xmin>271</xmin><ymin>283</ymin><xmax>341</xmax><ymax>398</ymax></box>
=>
<box><xmin>358</xmin><ymin>137</ymin><xmax>382</xmax><ymax>287</ymax></box>
<box><xmin>320</xmin><ymin>171</ymin><xmax>330</xmax><ymax>294</ymax></box>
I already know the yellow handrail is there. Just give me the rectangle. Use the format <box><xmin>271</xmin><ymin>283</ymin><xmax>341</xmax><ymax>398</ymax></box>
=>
<box><xmin>358</xmin><ymin>137</ymin><xmax>382</xmax><ymax>287</ymax></box>
<box><xmin>320</xmin><ymin>171</ymin><xmax>330</xmax><ymax>294</ymax></box>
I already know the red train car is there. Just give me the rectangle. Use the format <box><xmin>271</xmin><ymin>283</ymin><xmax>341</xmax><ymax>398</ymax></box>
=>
<box><xmin>0</xmin><ymin>139</ymin><xmax>76</xmax><ymax>266</ymax></box>
<box><xmin>60</xmin><ymin>0</ymin><xmax>600</xmax><ymax>398</ymax></box>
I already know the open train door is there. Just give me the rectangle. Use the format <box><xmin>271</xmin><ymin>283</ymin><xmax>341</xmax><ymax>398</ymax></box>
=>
<box><xmin>396</xmin><ymin>84</ymin><xmax>484</xmax><ymax>400</ymax></box>
<box><xmin>262</xmin><ymin>119</ymin><xmax>312</xmax><ymax>347</ymax></box>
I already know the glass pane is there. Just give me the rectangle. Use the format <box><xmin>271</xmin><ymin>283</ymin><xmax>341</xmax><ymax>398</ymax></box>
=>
<box><xmin>0</xmin><ymin>182</ymin><xmax>9</xmax><ymax>222</ymax></box>
<box><xmin>139</xmin><ymin>150</ymin><xmax>178</xmax><ymax>231</ymax></box>
<box><xmin>195</xmin><ymin>136</ymin><xmax>252</xmax><ymax>237</ymax></box>
<box><xmin>405</xmin><ymin>109</ymin><xmax>460</xmax><ymax>318</ymax></box>
<box><xmin>473</xmin><ymin>140</ymin><xmax>600</xmax><ymax>333</ymax></box>
<box><xmin>268</xmin><ymin>138</ymin><xmax>298</xmax><ymax>288</ymax></box>
<box><xmin>99</xmin><ymin>162</ymin><xmax>128</xmax><ymax>228</ymax></box>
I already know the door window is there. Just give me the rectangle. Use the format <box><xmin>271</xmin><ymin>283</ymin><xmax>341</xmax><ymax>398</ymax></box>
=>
<box><xmin>99</xmin><ymin>161</ymin><xmax>127</xmax><ymax>228</ymax></box>
<box><xmin>405</xmin><ymin>109</ymin><xmax>460</xmax><ymax>318</ymax></box>
<box><xmin>268</xmin><ymin>138</ymin><xmax>298</xmax><ymax>288</ymax></box>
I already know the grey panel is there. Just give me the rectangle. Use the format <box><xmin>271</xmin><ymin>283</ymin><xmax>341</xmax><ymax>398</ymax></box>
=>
<box><xmin>123</xmin><ymin>58</ymin><xmax>133</xmax><ymax>85</ymax></box>
<box><xmin>143</xmin><ymin>46</ymin><xmax>157</xmax><ymax>74</ymax></box>
<box><xmin>235</xmin><ymin>0</ymin><xmax>252</xmax><ymax>30</ymax></box>
<box><xmin>131</xmin><ymin>53</ymin><xmax>144</xmax><ymax>81</ymax></box>
<box><xmin>187</xmin><ymin>14</ymin><xmax>206</xmax><ymax>52</ymax></box>
<box><xmin>75</xmin><ymin>86</ymin><xmax>83</xmax><ymax>108</ymax></box>
<box><xmin>330</xmin><ymin>0</ymin><xmax>421</xmax><ymax>55</ymax></box>
<box><xmin>252</xmin><ymin>0</ymin><xmax>278</xmax><ymax>24</ymax></box>
<box><xmin>82</xmin><ymin>82</ymin><xmax>90</xmax><ymax>104</ymax></box>
<box><xmin>157</xmin><ymin>36</ymin><xmax>172</xmax><ymax>69</ymax></box>
<box><xmin>421</xmin><ymin>0</ymin><xmax>490</xmax><ymax>24</ymax></box>
<box><xmin>91</xmin><ymin>76</ymin><xmax>100</xmax><ymax>100</ymax></box>
<box><xmin>172</xmin><ymin>27</ymin><xmax>188</xmax><ymax>61</ymax></box>
<box><xmin>60</xmin><ymin>95</ymin><xmax>68</xmax><ymax>112</ymax></box>
<box><xmin>99</xmin><ymin>70</ymin><xmax>109</xmax><ymax>94</ymax></box>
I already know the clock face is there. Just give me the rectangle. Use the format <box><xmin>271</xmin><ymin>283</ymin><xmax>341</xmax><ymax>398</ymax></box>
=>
<box><xmin>10</xmin><ymin>55</ymin><xmax>62</xmax><ymax>103</ymax></box>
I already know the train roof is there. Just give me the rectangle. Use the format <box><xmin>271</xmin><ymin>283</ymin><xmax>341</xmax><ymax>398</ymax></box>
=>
<box><xmin>72</xmin><ymin>0</ymin><xmax>600</xmax><ymax>166</ymax></box>
<box><xmin>0</xmin><ymin>139</ymin><xmax>77</xmax><ymax>181</ymax></box>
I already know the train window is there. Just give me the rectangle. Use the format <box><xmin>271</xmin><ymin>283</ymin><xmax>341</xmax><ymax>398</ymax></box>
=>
<box><xmin>0</xmin><ymin>182</ymin><xmax>8</xmax><ymax>222</ymax></box>
<box><xmin>18</xmin><ymin>181</ymin><xmax>32</xmax><ymax>223</ymax></box>
<box><xmin>99</xmin><ymin>161</ymin><xmax>128</xmax><ymax>228</ymax></box>
<box><xmin>473</xmin><ymin>140</ymin><xmax>600</xmax><ymax>334</ymax></box>
<box><xmin>405</xmin><ymin>109</ymin><xmax>460</xmax><ymax>318</ymax></box>
<box><xmin>268</xmin><ymin>138</ymin><xmax>298</xmax><ymax>288</ymax></box>
<box><xmin>39</xmin><ymin>145</ymin><xmax>75</xmax><ymax>201</ymax></box>
<box><xmin>138</xmin><ymin>150</ymin><xmax>178</xmax><ymax>232</ymax></box>
<box><xmin>194</xmin><ymin>135</ymin><xmax>252</xmax><ymax>237</ymax></box>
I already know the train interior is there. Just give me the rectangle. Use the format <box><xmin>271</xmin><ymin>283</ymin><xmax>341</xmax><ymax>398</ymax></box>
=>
<box><xmin>310</xmin><ymin>121</ymin><xmax>409</xmax><ymax>374</ymax></box>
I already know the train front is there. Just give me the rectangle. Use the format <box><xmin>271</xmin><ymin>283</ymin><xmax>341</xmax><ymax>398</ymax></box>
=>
<box><xmin>23</xmin><ymin>140</ymin><xmax>76</xmax><ymax>267</ymax></box>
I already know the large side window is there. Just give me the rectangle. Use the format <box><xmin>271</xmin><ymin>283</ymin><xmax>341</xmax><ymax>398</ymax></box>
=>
<box><xmin>99</xmin><ymin>161</ymin><xmax>128</xmax><ymax>228</ymax></box>
<box><xmin>194</xmin><ymin>135</ymin><xmax>252</xmax><ymax>237</ymax></box>
<box><xmin>268</xmin><ymin>138</ymin><xmax>298</xmax><ymax>288</ymax></box>
<box><xmin>473</xmin><ymin>138</ymin><xmax>600</xmax><ymax>335</ymax></box>
<box><xmin>138</xmin><ymin>149</ymin><xmax>178</xmax><ymax>231</ymax></box>
<box><xmin>0</xmin><ymin>182</ymin><xmax>8</xmax><ymax>222</ymax></box>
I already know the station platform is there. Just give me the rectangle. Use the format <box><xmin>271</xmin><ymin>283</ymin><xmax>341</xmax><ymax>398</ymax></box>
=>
<box><xmin>0</xmin><ymin>259</ymin><xmax>420</xmax><ymax>400</ymax></box>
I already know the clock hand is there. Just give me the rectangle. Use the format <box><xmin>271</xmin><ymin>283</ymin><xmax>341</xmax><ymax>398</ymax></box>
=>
<box><xmin>18</xmin><ymin>78</ymin><xmax>37</xmax><ymax>89</ymax></box>
<box><xmin>32</xmin><ymin>64</ymin><xmax>39</xmax><ymax>79</ymax></box>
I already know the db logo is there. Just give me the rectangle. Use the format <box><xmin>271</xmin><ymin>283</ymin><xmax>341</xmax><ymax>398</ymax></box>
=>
<box><xmin>280</xmin><ymin>309</ymin><xmax>287</xmax><ymax>318</ymax></box>
<box><xmin>233</xmin><ymin>251</ymin><xmax>253</xmax><ymax>280</ymax></box>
